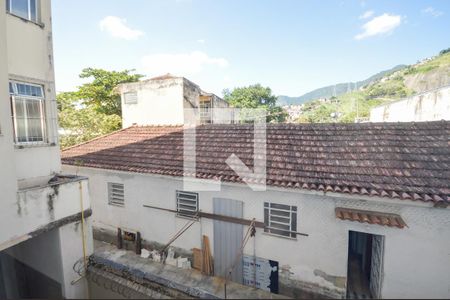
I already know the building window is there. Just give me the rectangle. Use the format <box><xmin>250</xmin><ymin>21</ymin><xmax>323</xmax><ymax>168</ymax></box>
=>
<box><xmin>176</xmin><ymin>191</ymin><xmax>199</xmax><ymax>219</ymax></box>
<box><xmin>123</xmin><ymin>92</ymin><xmax>138</xmax><ymax>104</ymax></box>
<box><xmin>108</xmin><ymin>183</ymin><xmax>125</xmax><ymax>207</ymax></box>
<box><xmin>6</xmin><ymin>0</ymin><xmax>39</xmax><ymax>23</ymax></box>
<box><xmin>9</xmin><ymin>81</ymin><xmax>46</xmax><ymax>144</ymax></box>
<box><xmin>264</xmin><ymin>202</ymin><xmax>297</xmax><ymax>238</ymax></box>
<box><xmin>199</xmin><ymin>99</ymin><xmax>212</xmax><ymax>124</ymax></box>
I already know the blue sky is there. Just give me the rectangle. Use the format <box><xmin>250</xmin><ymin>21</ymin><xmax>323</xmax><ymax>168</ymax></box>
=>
<box><xmin>52</xmin><ymin>0</ymin><xmax>450</xmax><ymax>97</ymax></box>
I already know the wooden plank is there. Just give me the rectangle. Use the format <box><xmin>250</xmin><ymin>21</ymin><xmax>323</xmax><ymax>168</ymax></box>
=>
<box><xmin>143</xmin><ymin>204</ymin><xmax>309</xmax><ymax>236</ymax></box>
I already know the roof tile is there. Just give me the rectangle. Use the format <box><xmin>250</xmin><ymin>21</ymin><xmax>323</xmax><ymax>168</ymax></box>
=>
<box><xmin>62</xmin><ymin>122</ymin><xmax>450</xmax><ymax>203</ymax></box>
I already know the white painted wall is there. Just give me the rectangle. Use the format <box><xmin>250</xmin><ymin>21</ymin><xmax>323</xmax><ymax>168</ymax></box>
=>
<box><xmin>370</xmin><ymin>86</ymin><xmax>450</xmax><ymax>122</ymax></box>
<box><xmin>0</xmin><ymin>0</ymin><xmax>19</xmax><ymax>231</ymax></box>
<box><xmin>119</xmin><ymin>78</ymin><xmax>185</xmax><ymax>127</ymax></box>
<box><xmin>119</xmin><ymin>77</ymin><xmax>230</xmax><ymax>127</ymax></box>
<box><xmin>63</xmin><ymin>165</ymin><xmax>450</xmax><ymax>299</ymax></box>
<box><xmin>0</xmin><ymin>178</ymin><xmax>90</xmax><ymax>252</ymax></box>
<box><xmin>5</xmin><ymin>0</ymin><xmax>61</xmax><ymax>181</ymax></box>
<box><xmin>4</xmin><ymin>219</ymin><xmax>94</xmax><ymax>299</ymax></box>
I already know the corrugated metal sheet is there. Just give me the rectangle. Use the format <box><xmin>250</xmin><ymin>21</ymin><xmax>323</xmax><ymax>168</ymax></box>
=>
<box><xmin>213</xmin><ymin>198</ymin><xmax>244</xmax><ymax>284</ymax></box>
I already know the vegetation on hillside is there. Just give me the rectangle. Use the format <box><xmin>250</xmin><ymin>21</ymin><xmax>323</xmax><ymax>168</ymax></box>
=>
<box><xmin>277</xmin><ymin>65</ymin><xmax>406</xmax><ymax>106</ymax></box>
<box><xmin>296</xmin><ymin>49</ymin><xmax>450</xmax><ymax>123</ymax></box>
<box><xmin>57</xmin><ymin>68</ymin><xmax>143</xmax><ymax>148</ymax></box>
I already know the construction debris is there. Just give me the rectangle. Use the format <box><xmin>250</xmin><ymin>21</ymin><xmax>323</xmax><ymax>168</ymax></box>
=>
<box><xmin>140</xmin><ymin>248</ymin><xmax>150</xmax><ymax>259</ymax></box>
<box><xmin>202</xmin><ymin>235</ymin><xmax>214</xmax><ymax>275</ymax></box>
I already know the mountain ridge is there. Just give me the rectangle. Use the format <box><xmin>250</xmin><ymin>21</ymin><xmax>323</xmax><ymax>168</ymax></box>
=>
<box><xmin>278</xmin><ymin>64</ymin><xmax>407</xmax><ymax>106</ymax></box>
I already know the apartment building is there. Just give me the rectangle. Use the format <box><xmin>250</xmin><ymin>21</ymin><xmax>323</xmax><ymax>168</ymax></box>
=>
<box><xmin>0</xmin><ymin>0</ymin><xmax>93</xmax><ymax>298</ymax></box>
<box><xmin>117</xmin><ymin>74</ymin><xmax>231</xmax><ymax>127</ymax></box>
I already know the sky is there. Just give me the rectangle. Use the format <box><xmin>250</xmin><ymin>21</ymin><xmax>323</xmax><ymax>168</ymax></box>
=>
<box><xmin>52</xmin><ymin>0</ymin><xmax>450</xmax><ymax>97</ymax></box>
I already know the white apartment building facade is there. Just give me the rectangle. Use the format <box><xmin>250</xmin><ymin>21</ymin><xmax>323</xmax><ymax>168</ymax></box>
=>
<box><xmin>0</xmin><ymin>0</ymin><xmax>93</xmax><ymax>298</ymax></box>
<box><xmin>117</xmin><ymin>74</ymin><xmax>231</xmax><ymax>127</ymax></box>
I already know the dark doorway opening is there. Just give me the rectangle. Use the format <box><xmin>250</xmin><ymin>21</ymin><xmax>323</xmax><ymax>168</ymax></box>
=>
<box><xmin>0</xmin><ymin>253</ymin><xmax>62</xmax><ymax>299</ymax></box>
<box><xmin>347</xmin><ymin>231</ymin><xmax>384</xmax><ymax>299</ymax></box>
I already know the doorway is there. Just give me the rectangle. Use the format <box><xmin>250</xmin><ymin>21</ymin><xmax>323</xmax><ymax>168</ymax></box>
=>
<box><xmin>213</xmin><ymin>198</ymin><xmax>244</xmax><ymax>284</ymax></box>
<box><xmin>347</xmin><ymin>231</ymin><xmax>384</xmax><ymax>299</ymax></box>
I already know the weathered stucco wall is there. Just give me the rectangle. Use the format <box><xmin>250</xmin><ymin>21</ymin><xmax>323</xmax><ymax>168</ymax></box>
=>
<box><xmin>370</xmin><ymin>85</ymin><xmax>450</xmax><ymax>122</ymax></box>
<box><xmin>63</xmin><ymin>165</ymin><xmax>450</xmax><ymax>299</ymax></box>
<box><xmin>120</xmin><ymin>78</ymin><xmax>185</xmax><ymax>128</ymax></box>
<box><xmin>0</xmin><ymin>178</ymin><xmax>91</xmax><ymax>252</ymax></box>
<box><xmin>119</xmin><ymin>77</ymin><xmax>229</xmax><ymax>127</ymax></box>
<box><xmin>0</xmin><ymin>1</ymin><xmax>19</xmax><ymax>230</ymax></box>
<box><xmin>3</xmin><ymin>219</ymin><xmax>94</xmax><ymax>299</ymax></box>
<box><xmin>5</xmin><ymin>0</ymin><xmax>61</xmax><ymax>181</ymax></box>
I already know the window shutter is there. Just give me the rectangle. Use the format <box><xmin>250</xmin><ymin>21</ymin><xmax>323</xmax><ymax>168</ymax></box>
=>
<box><xmin>108</xmin><ymin>183</ymin><xmax>125</xmax><ymax>207</ymax></box>
<box><xmin>176</xmin><ymin>191</ymin><xmax>199</xmax><ymax>218</ymax></box>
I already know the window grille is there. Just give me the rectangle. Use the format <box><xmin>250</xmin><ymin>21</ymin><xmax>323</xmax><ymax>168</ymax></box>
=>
<box><xmin>108</xmin><ymin>183</ymin><xmax>125</xmax><ymax>207</ymax></box>
<box><xmin>199</xmin><ymin>100</ymin><xmax>212</xmax><ymax>124</ymax></box>
<box><xmin>9</xmin><ymin>81</ymin><xmax>46</xmax><ymax>144</ymax></box>
<box><xmin>176</xmin><ymin>191</ymin><xmax>199</xmax><ymax>219</ymax></box>
<box><xmin>264</xmin><ymin>202</ymin><xmax>297</xmax><ymax>238</ymax></box>
<box><xmin>123</xmin><ymin>92</ymin><xmax>138</xmax><ymax>104</ymax></box>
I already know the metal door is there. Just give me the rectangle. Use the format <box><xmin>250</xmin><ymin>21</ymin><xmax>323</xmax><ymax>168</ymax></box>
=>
<box><xmin>213</xmin><ymin>198</ymin><xmax>244</xmax><ymax>284</ymax></box>
<box><xmin>370</xmin><ymin>234</ymin><xmax>385</xmax><ymax>298</ymax></box>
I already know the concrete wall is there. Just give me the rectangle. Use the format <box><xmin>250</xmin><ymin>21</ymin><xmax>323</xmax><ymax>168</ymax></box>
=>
<box><xmin>63</xmin><ymin>165</ymin><xmax>450</xmax><ymax>299</ymax></box>
<box><xmin>370</xmin><ymin>85</ymin><xmax>450</xmax><ymax>122</ymax></box>
<box><xmin>119</xmin><ymin>78</ymin><xmax>185</xmax><ymax>127</ymax></box>
<box><xmin>0</xmin><ymin>178</ymin><xmax>90</xmax><ymax>252</ymax></box>
<box><xmin>119</xmin><ymin>77</ymin><xmax>229</xmax><ymax>127</ymax></box>
<box><xmin>3</xmin><ymin>219</ymin><xmax>94</xmax><ymax>299</ymax></box>
<box><xmin>0</xmin><ymin>0</ymin><xmax>19</xmax><ymax>233</ymax></box>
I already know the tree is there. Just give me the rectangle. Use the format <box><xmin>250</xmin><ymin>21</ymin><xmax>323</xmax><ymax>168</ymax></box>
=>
<box><xmin>77</xmin><ymin>68</ymin><xmax>143</xmax><ymax>116</ymax></box>
<box><xmin>223</xmin><ymin>84</ymin><xmax>287</xmax><ymax>123</ymax></box>
<box><xmin>57</xmin><ymin>92</ymin><xmax>122</xmax><ymax>149</ymax></box>
<box><xmin>57</xmin><ymin>68</ymin><xmax>143</xmax><ymax>148</ymax></box>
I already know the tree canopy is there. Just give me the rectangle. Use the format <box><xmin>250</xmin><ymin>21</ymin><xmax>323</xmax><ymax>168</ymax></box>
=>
<box><xmin>57</xmin><ymin>68</ymin><xmax>142</xmax><ymax>148</ymax></box>
<box><xmin>77</xmin><ymin>68</ymin><xmax>143</xmax><ymax>116</ymax></box>
<box><xmin>223</xmin><ymin>84</ymin><xmax>287</xmax><ymax>123</ymax></box>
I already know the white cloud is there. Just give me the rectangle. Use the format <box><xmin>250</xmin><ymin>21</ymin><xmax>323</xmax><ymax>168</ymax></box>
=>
<box><xmin>359</xmin><ymin>10</ymin><xmax>374</xmax><ymax>19</ymax></box>
<box><xmin>99</xmin><ymin>16</ymin><xmax>144</xmax><ymax>40</ymax></box>
<box><xmin>422</xmin><ymin>7</ymin><xmax>444</xmax><ymax>18</ymax></box>
<box><xmin>197</xmin><ymin>39</ymin><xmax>206</xmax><ymax>44</ymax></box>
<box><xmin>141</xmin><ymin>51</ymin><xmax>229</xmax><ymax>76</ymax></box>
<box><xmin>355</xmin><ymin>13</ymin><xmax>402</xmax><ymax>40</ymax></box>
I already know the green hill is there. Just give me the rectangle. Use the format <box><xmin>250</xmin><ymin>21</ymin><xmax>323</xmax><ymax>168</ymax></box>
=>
<box><xmin>277</xmin><ymin>65</ymin><xmax>406</xmax><ymax>106</ymax></box>
<box><xmin>294</xmin><ymin>49</ymin><xmax>450</xmax><ymax>123</ymax></box>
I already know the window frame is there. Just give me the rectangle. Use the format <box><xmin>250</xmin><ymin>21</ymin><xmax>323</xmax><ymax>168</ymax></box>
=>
<box><xmin>9</xmin><ymin>80</ymin><xmax>47</xmax><ymax>145</ymax></box>
<box><xmin>176</xmin><ymin>190</ymin><xmax>199</xmax><ymax>219</ymax></box>
<box><xmin>264</xmin><ymin>202</ymin><xmax>297</xmax><ymax>239</ymax></box>
<box><xmin>6</xmin><ymin>0</ymin><xmax>40</xmax><ymax>23</ymax></box>
<box><xmin>199</xmin><ymin>99</ymin><xmax>213</xmax><ymax>124</ymax></box>
<box><xmin>108</xmin><ymin>182</ymin><xmax>125</xmax><ymax>207</ymax></box>
<box><xmin>123</xmin><ymin>91</ymin><xmax>138</xmax><ymax>104</ymax></box>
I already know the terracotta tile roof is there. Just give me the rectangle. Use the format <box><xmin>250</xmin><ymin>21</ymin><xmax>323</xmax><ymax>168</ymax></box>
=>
<box><xmin>335</xmin><ymin>207</ymin><xmax>407</xmax><ymax>228</ymax></box>
<box><xmin>61</xmin><ymin>121</ymin><xmax>450</xmax><ymax>203</ymax></box>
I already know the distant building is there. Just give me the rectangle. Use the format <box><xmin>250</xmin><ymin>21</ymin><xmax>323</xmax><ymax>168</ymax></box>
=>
<box><xmin>283</xmin><ymin>104</ymin><xmax>304</xmax><ymax>122</ymax></box>
<box><xmin>0</xmin><ymin>1</ymin><xmax>93</xmax><ymax>298</ymax></box>
<box><xmin>116</xmin><ymin>74</ymin><xmax>231</xmax><ymax>127</ymax></box>
<box><xmin>370</xmin><ymin>85</ymin><xmax>450</xmax><ymax>122</ymax></box>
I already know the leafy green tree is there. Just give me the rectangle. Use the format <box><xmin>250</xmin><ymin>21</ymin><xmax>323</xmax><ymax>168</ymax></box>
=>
<box><xmin>77</xmin><ymin>68</ymin><xmax>143</xmax><ymax>116</ymax></box>
<box><xmin>57</xmin><ymin>68</ymin><xmax>142</xmax><ymax>148</ymax></box>
<box><xmin>57</xmin><ymin>92</ymin><xmax>121</xmax><ymax>149</ymax></box>
<box><xmin>223</xmin><ymin>84</ymin><xmax>287</xmax><ymax>123</ymax></box>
